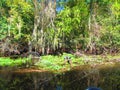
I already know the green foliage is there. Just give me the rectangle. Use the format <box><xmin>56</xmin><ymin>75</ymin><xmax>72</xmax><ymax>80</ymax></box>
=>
<box><xmin>36</xmin><ymin>55</ymin><xmax>64</xmax><ymax>71</ymax></box>
<box><xmin>56</xmin><ymin>7</ymin><xmax>72</xmax><ymax>35</ymax></box>
<box><xmin>36</xmin><ymin>53</ymin><xmax>85</xmax><ymax>71</ymax></box>
<box><xmin>1</xmin><ymin>53</ymin><xmax>120</xmax><ymax>72</ymax></box>
<box><xmin>0</xmin><ymin>0</ymin><xmax>120</xmax><ymax>55</ymax></box>
<box><xmin>97</xmin><ymin>0</ymin><xmax>120</xmax><ymax>49</ymax></box>
<box><xmin>0</xmin><ymin>17</ymin><xmax>8</xmax><ymax>39</ymax></box>
<box><xmin>0</xmin><ymin>0</ymin><xmax>34</xmax><ymax>42</ymax></box>
<box><xmin>0</xmin><ymin>53</ymin><xmax>111</xmax><ymax>71</ymax></box>
<box><xmin>0</xmin><ymin>57</ymin><xmax>28</xmax><ymax>67</ymax></box>
<box><xmin>56</xmin><ymin>0</ymin><xmax>89</xmax><ymax>49</ymax></box>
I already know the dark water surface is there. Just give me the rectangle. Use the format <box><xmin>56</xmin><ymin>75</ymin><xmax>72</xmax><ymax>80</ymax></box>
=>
<box><xmin>0</xmin><ymin>63</ymin><xmax>120</xmax><ymax>90</ymax></box>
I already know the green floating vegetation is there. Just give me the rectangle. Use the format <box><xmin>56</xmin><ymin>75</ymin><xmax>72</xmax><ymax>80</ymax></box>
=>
<box><xmin>36</xmin><ymin>53</ymin><xmax>84</xmax><ymax>71</ymax></box>
<box><xmin>0</xmin><ymin>53</ymin><xmax>120</xmax><ymax>72</ymax></box>
<box><xmin>0</xmin><ymin>57</ymin><xmax>28</xmax><ymax>67</ymax></box>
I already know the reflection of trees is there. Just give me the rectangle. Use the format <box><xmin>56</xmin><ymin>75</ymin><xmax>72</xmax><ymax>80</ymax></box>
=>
<box><xmin>0</xmin><ymin>64</ymin><xmax>120</xmax><ymax>90</ymax></box>
<box><xmin>86</xmin><ymin>68</ymin><xmax>100</xmax><ymax>87</ymax></box>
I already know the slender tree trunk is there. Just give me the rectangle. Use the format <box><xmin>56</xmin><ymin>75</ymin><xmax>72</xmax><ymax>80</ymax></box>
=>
<box><xmin>41</xmin><ymin>28</ymin><xmax>45</xmax><ymax>55</ymax></box>
<box><xmin>8</xmin><ymin>24</ymin><xmax>11</xmax><ymax>36</ymax></box>
<box><xmin>8</xmin><ymin>17</ymin><xmax>12</xmax><ymax>36</ymax></box>
<box><xmin>88</xmin><ymin>0</ymin><xmax>94</xmax><ymax>54</ymax></box>
<box><xmin>33</xmin><ymin>0</ymin><xmax>38</xmax><ymax>40</ymax></box>
<box><xmin>28</xmin><ymin>40</ymin><xmax>32</xmax><ymax>53</ymax></box>
<box><xmin>17</xmin><ymin>23</ymin><xmax>21</xmax><ymax>36</ymax></box>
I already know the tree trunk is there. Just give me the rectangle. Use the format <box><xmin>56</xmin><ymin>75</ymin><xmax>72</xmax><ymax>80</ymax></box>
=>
<box><xmin>32</xmin><ymin>0</ymin><xmax>38</xmax><ymax>40</ymax></box>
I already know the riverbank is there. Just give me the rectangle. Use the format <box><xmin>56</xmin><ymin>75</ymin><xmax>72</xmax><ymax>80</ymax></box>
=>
<box><xmin>0</xmin><ymin>53</ymin><xmax>120</xmax><ymax>73</ymax></box>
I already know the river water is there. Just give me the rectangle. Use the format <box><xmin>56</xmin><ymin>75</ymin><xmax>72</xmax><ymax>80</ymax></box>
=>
<box><xmin>0</xmin><ymin>63</ymin><xmax>120</xmax><ymax>90</ymax></box>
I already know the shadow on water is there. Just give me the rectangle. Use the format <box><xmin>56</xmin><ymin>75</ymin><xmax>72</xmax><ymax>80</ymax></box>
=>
<box><xmin>0</xmin><ymin>63</ymin><xmax>120</xmax><ymax>90</ymax></box>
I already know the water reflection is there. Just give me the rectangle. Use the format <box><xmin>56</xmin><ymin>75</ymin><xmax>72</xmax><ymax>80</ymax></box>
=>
<box><xmin>0</xmin><ymin>63</ymin><xmax>120</xmax><ymax>90</ymax></box>
<box><xmin>86</xmin><ymin>87</ymin><xmax>101</xmax><ymax>90</ymax></box>
<box><xmin>56</xmin><ymin>85</ymin><xmax>62</xmax><ymax>90</ymax></box>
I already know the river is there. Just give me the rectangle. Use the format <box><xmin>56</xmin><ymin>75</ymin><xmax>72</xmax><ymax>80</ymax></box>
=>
<box><xmin>0</xmin><ymin>62</ymin><xmax>120</xmax><ymax>90</ymax></box>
